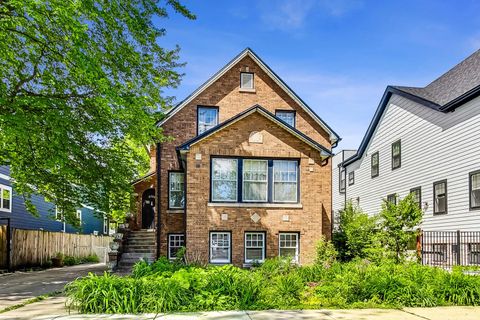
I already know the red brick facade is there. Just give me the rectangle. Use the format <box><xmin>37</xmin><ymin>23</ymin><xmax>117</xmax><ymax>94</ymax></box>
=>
<box><xmin>133</xmin><ymin>50</ymin><xmax>335</xmax><ymax>266</ymax></box>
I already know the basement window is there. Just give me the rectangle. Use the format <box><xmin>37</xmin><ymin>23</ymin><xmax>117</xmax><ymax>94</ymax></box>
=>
<box><xmin>168</xmin><ymin>234</ymin><xmax>185</xmax><ymax>260</ymax></box>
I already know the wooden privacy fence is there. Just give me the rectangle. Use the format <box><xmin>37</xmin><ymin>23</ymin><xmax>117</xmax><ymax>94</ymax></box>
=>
<box><xmin>0</xmin><ymin>226</ymin><xmax>112</xmax><ymax>269</ymax></box>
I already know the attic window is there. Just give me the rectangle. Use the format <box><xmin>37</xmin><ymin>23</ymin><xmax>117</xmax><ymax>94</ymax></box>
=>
<box><xmin>240</xmin><ymin>72</ymin><xmax>254</xmax><ymax>90</ymax></box>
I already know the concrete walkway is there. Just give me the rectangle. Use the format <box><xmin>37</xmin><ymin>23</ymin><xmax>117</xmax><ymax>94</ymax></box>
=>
<box><xmin>0</xmin><ymin>297</ymin><xmax>479</xmax><ymax>320</ymax></box>
<box><xmin>0</xmin><ymin>263</ymin><xmax>108</xmax><ymax>311</ymax></box>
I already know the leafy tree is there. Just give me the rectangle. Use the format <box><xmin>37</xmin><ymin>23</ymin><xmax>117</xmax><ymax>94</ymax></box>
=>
<box><xmin>380</xmin><ymin>193</ymin><xmax>423</xmax><ymax>263</ymax></box>
<box><xmin>333</xmin><ymin>201</ymin><xmax>379</xmax><ymax>261</ymax></box>
<box><xmin>0</xmin><ymin>0</ymin><xmax>194</xmax><ymax>224</ymax></box>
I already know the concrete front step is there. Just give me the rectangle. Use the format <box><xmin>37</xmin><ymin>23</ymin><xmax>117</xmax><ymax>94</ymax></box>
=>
<box><xmin>127</xmin><ymin>240</ymin><xmax>156</xmax><ymax>244</ymax></box>
<box><xmin>124</xmin><ymin>248</ymin><xmax>155</xmax><ymax>253</ymax></box>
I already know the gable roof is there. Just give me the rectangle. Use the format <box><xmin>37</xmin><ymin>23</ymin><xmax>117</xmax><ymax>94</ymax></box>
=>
<box><xmin>157</xmin><ymin>48</ymin><xmax>340</xmax><ymax>145</ymax></box>
<box><xmin>176</xmin><ymin>105</ymin><xmax>332</xmax><ymax>158</ymax></box>
<box><xmin>343</xmin><ymin>49</ymin><xmax>480</xmax><ymax>166</ymax></box>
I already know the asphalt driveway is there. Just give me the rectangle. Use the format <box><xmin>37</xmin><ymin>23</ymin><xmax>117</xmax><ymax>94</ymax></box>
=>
<box><xmin>0</xmin><ymin>263</ymin><xmax>107</xmax><ymax>311</ymax></box>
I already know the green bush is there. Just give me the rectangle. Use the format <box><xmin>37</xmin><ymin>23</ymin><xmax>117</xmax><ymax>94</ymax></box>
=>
<box><xmin>314</xmin><ymin>236</ymin><xmax>337</xmax><ymax>267</ymax></box>
<box><xmin>66</xmin><ymin>258</ymin><xmax>480</xmax><ymax>314</ymax></box>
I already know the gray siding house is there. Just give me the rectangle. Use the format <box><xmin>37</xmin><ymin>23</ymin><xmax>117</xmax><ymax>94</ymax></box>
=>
<box><xmin>333</xmin><ymin>49</ymin><xmax>480</xmax><ymax>233</ymax></box>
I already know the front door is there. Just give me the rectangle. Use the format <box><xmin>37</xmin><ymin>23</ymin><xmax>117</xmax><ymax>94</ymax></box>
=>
<box><xmin>142</xmin><ymin>189</ymin><xmax>155</xmax><ymax>229</ymax></box>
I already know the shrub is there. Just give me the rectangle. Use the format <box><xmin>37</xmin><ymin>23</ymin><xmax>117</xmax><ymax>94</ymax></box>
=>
<box><xmin>333</xmin><ymin>201</ymin><xmax>379</xmax><ymax>261</ymax></box>
<box><xmin>314</xmin><ymin>236</ymin><xmax>337</xmax><ymax>267</ymax></box>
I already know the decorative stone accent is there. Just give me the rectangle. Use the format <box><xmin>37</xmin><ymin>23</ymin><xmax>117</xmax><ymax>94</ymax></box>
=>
<box><xmin>249</xmin><ymin>131</ymin><xmax>263</xmax><ymax>144</ymax></box>
<box><xmin>282</xmin><ymin>215</ymin><xmax>290</xmax><ymax>222</ymax></box>
<box><xmin>221</xmin><ymin>213</ymin><xmax>228</xmax><ymax>221</ymax></box>
<box><xmin>250</xmin><ymin>213</ymin><xmax>261</xmax><ymax>223</ymax></box>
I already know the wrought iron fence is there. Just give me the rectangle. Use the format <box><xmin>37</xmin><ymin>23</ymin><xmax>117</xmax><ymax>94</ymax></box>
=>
<box><xmin>421</xmin><ymin>230</ymin><xmax>480</xmax><ymax>267</ymax></box>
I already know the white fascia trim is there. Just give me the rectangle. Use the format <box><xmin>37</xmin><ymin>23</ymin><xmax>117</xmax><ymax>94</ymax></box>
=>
<box><xmin>157</xmin><ymin>49</ymin><xmax>339</xmax><ymax>144</ymax></box>
<box><xmin>0</xmin><ymin>173</ymin><xmax>10</xmax><ymax>181</ymax></box>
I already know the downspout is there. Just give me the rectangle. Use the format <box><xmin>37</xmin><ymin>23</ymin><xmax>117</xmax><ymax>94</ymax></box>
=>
<box><xmin>183</xmin><ymin>155</ymin><xmax>187</xmax><ymax>248</ymax></box>
<box><xmin>156</xmin><ymin>143</ymin><xmax>162</xmax><ymax>260</ymax></box>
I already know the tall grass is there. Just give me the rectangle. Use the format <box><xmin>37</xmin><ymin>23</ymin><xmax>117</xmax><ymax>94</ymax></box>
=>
<box><xmin>65</xmin><ymin>258</ymin><xmax>480</xmax><ymax>314</ymax></box>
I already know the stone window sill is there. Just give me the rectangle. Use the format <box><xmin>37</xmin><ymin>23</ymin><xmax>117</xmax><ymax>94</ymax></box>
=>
<box><xmin>239</xmin><ymin>88</ymin><xmax>256</xmax><ymax>93</ymax></box>
<box><xmin>166</xmin><ymin>209</ymin><xmax>184</xmax><ymax>214</ymax></box>
<box><xmin>207</xmin><ymin>202</ymin><xmax>302</xmax><ymax>209</ymax></box>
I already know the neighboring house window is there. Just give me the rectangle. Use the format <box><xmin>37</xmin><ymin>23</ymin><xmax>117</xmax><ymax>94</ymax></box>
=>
<box><xmin>240</xmin><ymin>72</ymin><xmax>254</xmax><ymax>89</ymax></box>
<box><xmin>243</xmin><ymin>160</ymin><xmax>268</xmax><ymax>202</ymax></box>
<box><xmin>245</xmin><ymin>232</ymin><xmax>265</xmax><ymax>263</ymax></box>
<box><xmin>433</xmin><ymin>180</ymin><xmax>447</xmax><ymax>214</ymax></box>
<box><xmin>210</xmin><ymin>231</ymin><xmax>231</xmax><ymax>264</ymax></box>
<box><xmin>0</xmin><ymin>184</ymin><xmax>12</xmax><ymax>212</ymax></box>
<box><xmin>371</xmin><ymin>152</ymin><xmax>379</xmax><ymax>178</ymax></box>
<box><xmin>432</xmin><ymin>244</ymin><xmax>447</xmax><ymax>262</ymax></box>
<box><xmin>55</xmin><ymin>206</ymin><xmax>62</xmax><ymax>221</ymax></box>
<box><xmin>339</xmin><ymin>168</ymin><xmax>346</xmax><ymax>193</ymax></box>
<box><xmin>348</xmin><ymin>171</ymin><xmax>355</xmax><ymax>186</ymax></box>
<box><xmin>168</xmin><ymin>234</ymin><xmax>185</xmax><ymax>260</ymax></box>
<box><xmin>103</xmin><ymin>215</ymin><xmax>109</xmax><ymax>235</ymax></box>
<box><xmin>273</xmin><ymin>160</ymin><xmax>298</xmax><ymax>203</ymax></box>
<box><xmin>210</xmin><ymin>158</ymin><xmax>299</xmax><ymax>204</ymax></box>
<box><xmin>197</xmin><ymin>106</ymin><xmax>218</xmax><ymax>134</ymax></box>
<box><xmin>211</xmin><ymin>158</ymin><xmax>238</xmax><ymax>202</ymax></box>
<box><xmin>275</xmin><ymin>110</ymin><xmax>295</xmax><ymax>127</ymax></box>
<box><xmin>387</xmin><ymin>193</ymin><xmax>397</xmax><ymax>205</ymax></box>
<box><xmin>169</xmin><ymin>172</ymin><xmax>185</xmax><ymax>209</ymax></box>
<box><xmin>468</xmin><ymin>243</ymin><xmax>480</xmax><ymax>265</ymax></box>
<box><xmin>391</xmin><ymin>140</ymin><xmax>401</xmax><ymax>170</ymax></box>
<box><xmin>470</xmin><ymin>170</ymin><xmax>480</xmax><ymax>210</ymax></box>
<box><xmin>279</xmin><ymin>232</ymin><xmax>299</xmax><ymax>263</ymax></box>
<box><xmin>76</xmin><ymin>209</ymin><xmax>82</xmax><ymax>224</ymax></box>
<box><xmin>410</xmin><ymin>187</ymin><xmax>422</xmax><ymax>209</ymax></box>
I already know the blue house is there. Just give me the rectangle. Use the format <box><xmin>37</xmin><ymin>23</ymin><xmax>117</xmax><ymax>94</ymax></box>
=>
<box><xmin>0</xmin><ymin>166</ymin><xmax>108</xmax><ymax>235</ymax></box>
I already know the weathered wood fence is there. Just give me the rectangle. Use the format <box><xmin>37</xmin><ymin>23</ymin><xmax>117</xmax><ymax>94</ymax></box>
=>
<box><xmin>0</xmin><ymin>226</ymin><xmax>112</xmax><ymax>269</ymax></box>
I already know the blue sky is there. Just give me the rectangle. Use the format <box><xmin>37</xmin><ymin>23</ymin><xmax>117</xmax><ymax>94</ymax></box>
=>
<box><xmin>159</xmin><ymin>0</ymin><xmax>480</xmax><ymax>150</ymax></box>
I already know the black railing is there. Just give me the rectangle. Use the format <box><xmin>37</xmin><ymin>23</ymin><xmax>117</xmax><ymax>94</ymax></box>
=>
<box><xmin>421</xmin><ymin>230</ymin><xmax>480</xmax><ymax>267</ymax></box>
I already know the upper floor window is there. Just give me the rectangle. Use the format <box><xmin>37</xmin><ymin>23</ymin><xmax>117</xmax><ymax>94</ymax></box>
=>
<box><xmin>348</xmin><ymin>171</ymin><xmax>355</xmax><ymax>186</ymax></box>
<box><xmin>240</xmin><ymin>72</ymin><xmax>254</xmax><ymax>90</ymax></box>
<box><xmin>410</xmin><ymin>187</ymin><xmax>422</xmax><ymax>209</ymax></box>
<box><xmin>339</xmin><ymin>168</ymin><xmax>346</xmax><ymax>193</ymax></box>
<box><xmin>210</xmin><ymin>157</ymin><xmax>299</xmax><ymax>203</ymax></box>
<box><xmin>371</xmin><ymin>152</ymin><xmax>379</xmax><ymax>178</ymax></box>
<box><xmin>76</xmin><ymin>209</ymin><xmax>82</xmax><ymax>224</ymax></box>
<box><xmin>470</xmin><ymin>171</ymin><xmax>480</xmax><ymax>210</ymax></box>
<box><xmin>433</xmin><ymin>180</ymin><xmax>447</xmax><ymax>215</ymax></box>
<box><xmin>275</xmin><ymin>110</ymin><xmax>295</xmax><ymax>127</ymax></box>
<box><xmin>169</xmin><ymin>172</ymin><xmax>185</xmax><ymax>209</ymax></box>
<box><xmin>392</xmin><ymin>140</ymin><xmax>401</xmax><ymax>170</ymax></box>
<box><xmin>197</xmin><ymin>106</ymin><xmax>218</xmax><ymax>134</ymax></box>
<box><xmin>0</xmin><ymin>184</ymin><xmax>11</xmax><ymax>212</ymax></box>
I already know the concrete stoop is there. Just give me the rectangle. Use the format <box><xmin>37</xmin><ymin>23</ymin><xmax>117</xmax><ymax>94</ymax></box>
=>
<box><xmin>116</xmin><ymin>230</ymin><xmax>156</xmax><ymax>274</ymax></box>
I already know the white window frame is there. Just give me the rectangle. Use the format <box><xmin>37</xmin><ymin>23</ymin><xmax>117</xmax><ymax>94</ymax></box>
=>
<box><xmin>240</xmin><ymin>72</ymin><xmax>254</xmax><ymax>89</ymax></box>
<box><xmin>55</xmin><ymin>206</ymin><xmax>62</xmax><ymax>221</ymax></box>
<box><xmin>242</xmin><ymin>159</ymin><xmax>268</xmax><ymax>202</ymax></box>
<box><xmin>273</xmin><ymin>160</ymin><xmax>298</xmax><ymax>203</ymax></box>
<box><xmin>0</xmin><ymin>184</ymin><xmax>12</xmax><ymax>213</ymax></box>
<box><xmin>211</xmin><ymin>158</ymin><xmax>238</xmax><ymax>202</ymax></box>
<box><xmin>169</xmin><ymin>172</ymin><xmax>185</xmax><ymax>209</ymax></box>
<box><xmin>76</xmin><ymin>209</ymin><xmax>82</xmax><ymax>224</ymax></box>
<box><xmin>210</xmin><ymin>231</ymin><xmax>231</xmax><ymax>264</ymax></box>
<box><xmin>103</xmin><ymin>215</ymin><xmax>109</xmax><ymax>235</ymax></box>
<box><xmin>470</xmin><ymin>171</ymin><xmax>480</xmax><ymax>210</ymax></box>
<box><xmin>168</xmin><ymin>233</ymin><xmax>185</xmax><ymax>260</ymax></box>
<box><xmin>279</xmin><ymin>232</ymin><xmax>299</xmax><ymax>263</ymax></box>
<box><xmin>197</xmin><ymin>106</ymin><xmax>218</xmax><ymax>134</ymax></box>
<box><xmin>275</xmin><ymin>110</ymin><xmax>295</xmax><ymax>127</ymax></box>
<box><xmin>348</xmin><ymin>171</ymin><xmax>354</xmax><ymax>186</ymax></box>
<box><xmin>244</xmin><ymin>232</ymin><xmax>266</xmax><ymax>263</ymax></box>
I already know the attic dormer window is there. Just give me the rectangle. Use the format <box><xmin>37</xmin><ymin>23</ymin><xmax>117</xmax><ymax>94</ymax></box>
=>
<box><xmin>240</xmin><ymin>72</ymin><xmax>254</xmax><ymax>90</ymax></box>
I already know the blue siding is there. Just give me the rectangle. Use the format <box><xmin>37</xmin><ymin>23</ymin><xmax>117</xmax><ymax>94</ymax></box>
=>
<box><xmin>0</xmin><ymin>166</ymin><xmax>104</xmax><ymax>234</ymax></box>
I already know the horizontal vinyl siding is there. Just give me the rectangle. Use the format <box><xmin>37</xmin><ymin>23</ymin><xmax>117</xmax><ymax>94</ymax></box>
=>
<box><xmin>343</xmin><ymin>94</ymin><xmax>480</xmax><ymax>231</ymax></box>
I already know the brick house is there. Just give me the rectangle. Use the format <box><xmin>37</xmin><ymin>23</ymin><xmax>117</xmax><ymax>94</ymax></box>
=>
<box><xmin>130</xmin><ymin>48</ymin><xmax>340</xmax><ymax>266</ymax></box>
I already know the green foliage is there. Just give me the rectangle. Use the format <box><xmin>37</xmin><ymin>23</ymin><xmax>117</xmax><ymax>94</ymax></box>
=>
<box><xmin>63</xmin><ymin>254</ymin><xmax>99</xmax><ymax>266</ymax></box>
<box><xmin>314</xmin><ymin>236</ymin><xmax>337</xmax><ymax>267</ymax></box>
<box><xmin>66</xmin><ymin>258</ymin><xmax>480</xmax><ymax>313</ymax></box>
<box><xmin>0</xmin><ymin>0</ymin><xmax>194</xmax><ymax>224</ymax></box>
<box><xmin>333</xmin><ymin>201</ymin><xmax>380</xmax><ymax>261</ymax></box>
<box><xmin>380</xmin><ymin>193</ymin><xmax>423</xmax><ymax>262</ymax></box>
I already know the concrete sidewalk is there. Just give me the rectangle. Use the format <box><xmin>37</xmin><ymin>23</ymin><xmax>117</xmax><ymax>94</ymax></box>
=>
<box><xmin>0</xmin><ymin>263</ymin><xmax>107</xmax><ymax>311</ymax></box>
<box><xmin>0</xmin><ymin>297</ymin><xmax>479</xmax><ymax>320</ymax></box>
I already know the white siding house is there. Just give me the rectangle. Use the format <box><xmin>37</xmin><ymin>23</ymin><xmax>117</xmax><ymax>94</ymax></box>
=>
<box><xmin>332</xmin><ymin>150</ymin><xmax>356</xmax><ymax>228</ymax></box>
<box><xmin>334</xmin><ymin>49</ymin><xmax>480</xmax><ymax>232</ymax></box>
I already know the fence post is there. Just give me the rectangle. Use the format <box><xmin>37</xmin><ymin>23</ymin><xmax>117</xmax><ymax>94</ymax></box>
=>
<box><xmin>456</xmin><ymin>230</ymin><xmax>461</xmax><ymax>266</ymax></box>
